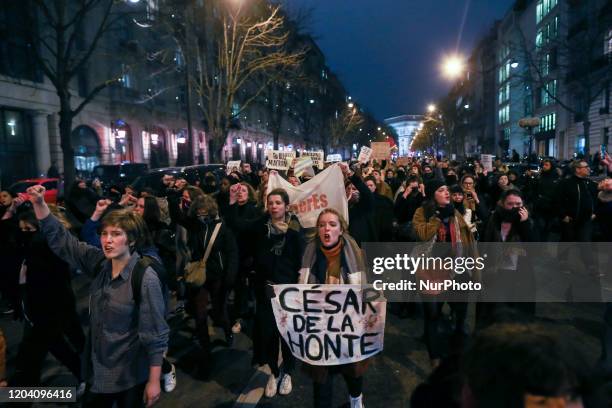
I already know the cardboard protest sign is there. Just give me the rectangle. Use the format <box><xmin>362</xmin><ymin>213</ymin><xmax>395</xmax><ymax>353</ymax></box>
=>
<box><xmin>294</xmin><ymin>156</ymin><xmax>315</xmax><ymax>178</ymax></box>
<box><xmin>358</xmin><ymin>146</ymin><xmax>372</xmax><ymax>164</ymax></box>
<box><xmin>326</xmin><ymin>154</ymin><xmax>342</xmax><ymax>163</ymax></box>
<box><xmin>396</xmin><ymin>157</ymin><xmax>410</xmax><ymax>166</ymax></box>
<box><xmin>226</xmin><ymin>160</ymin><xmax>241</xmax><ymax>174</ymax></box>
<box><xmin>267</xmin><ymin>164</ymin><xmax>348</xmax><ymax>228</ymax></box>
<box><xmin>271</xmin><ymin>284</ymin><xmax>386</xmax><ymax>366</ymax></box>
<box><xmin>266</xmin><ymin>150</ymin><xmax>296</xmax><ymax>170</ymax></box>
<box><xmin>371</xmin><ymin>142</ymin><xmax>390</xmax><ymax>161</ymax></box>
<box><xmin>481</xmin><ymin>154</ymin><xmax>494</xmax><ymax>172</ymax></box>
<box><xmin>301</xmin><ymin>151</ymin><xmax>325</xmax><ymax>170</ymax></box>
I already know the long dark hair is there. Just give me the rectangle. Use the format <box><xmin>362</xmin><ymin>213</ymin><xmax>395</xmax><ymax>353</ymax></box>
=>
<box><xmin>141</xmin><ymin>196</ymin><xmax>161</xmax><ymax>226</ymax></box>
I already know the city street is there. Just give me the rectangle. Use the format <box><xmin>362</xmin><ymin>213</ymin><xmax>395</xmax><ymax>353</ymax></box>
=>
<box><xmin>2</xmin><ymin>272</ymin><xmax>604</xmax><ymax>407</ymax></box>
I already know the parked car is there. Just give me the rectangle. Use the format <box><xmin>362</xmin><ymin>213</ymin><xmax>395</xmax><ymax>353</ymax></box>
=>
<box><xmin>132</xmin><ymin>164</ymin><xmax>226</xmax><ymax>195</ymax></box>
<box><xmin>9</xmin><ymin>178</ymin><xmax>59</xmax><ymax>204</ymax></box>
<box><xmin>92</xmin><ymin>163</ymin><xmax>148</xmax><ymax>187</ymax></box>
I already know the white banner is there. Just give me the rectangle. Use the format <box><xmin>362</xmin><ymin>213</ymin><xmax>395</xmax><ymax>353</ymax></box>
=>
<box><xmin>266</xmin><ymin>150</ymin><xmax>296</xmax><ymax>170</ymax></box>
<box><xmin>267</xmin><ymin>164</ymin><xmax>348</xmax><ymax>228</ymax></box>
<box><xmin>226</xmin><ymin>160</ymin><xmax>241</xmax><ymax>174</ymax></box>
<box><xmin>371</xmin><ymin>142</ymin><xmax>390</xmax><ymax>161</ymax></box>
<box><xmin>301</xmin><ymin>151</ymin><xmax>325</xmax><ymax>170</ymax></box>
<box><xmin>358</xmin><ymin>146</ymin><xmax>372</xmax><ymax>164</ymax></box>
<box><xmin>271</xmin><ymin>284</ymin><xmax>386</xmax><ymax>366</ymax></box>
<box><xmin>481</xmin><ymin>154</ymin><xmax>494</xmax><ymax>172</ymax></box>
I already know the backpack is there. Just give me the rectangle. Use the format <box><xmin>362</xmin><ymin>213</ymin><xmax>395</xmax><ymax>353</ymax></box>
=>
<box><xmin>93</xmin><ymin>255</ymin><xmax>168</xmax><ymax>306</ymax></box>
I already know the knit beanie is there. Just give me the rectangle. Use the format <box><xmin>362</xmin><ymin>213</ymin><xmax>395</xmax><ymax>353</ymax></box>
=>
<box><xmin>425</xmin><ymin>179</ymin><xmax>446</xmax><ymax>200</ymax></box>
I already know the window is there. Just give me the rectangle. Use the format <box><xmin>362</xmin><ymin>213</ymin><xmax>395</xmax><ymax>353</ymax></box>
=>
<box><xmin>499</xmin><ymin>83</ymin><xmax>510</xmax><ymax>104</ymax></box>
<box><xmin>142</xmin><ymin>131</ymin><xmax>150</xmax><ymax>160</ymax></box>
<box><xmin>536</xmin><ymin>0</ymin><xmax>558</xmax><ymax>24</ymax></box>
<box><xmin>536</xmin><ymin>17</ymin><xmax>559</xmax><ymax>47</ymax></box>
<box><xmin>499</xmin><ymin>62</ymin><xmax>510</xmax><ymax>83</ymax></box>
<box><xmin>540</xmin><ymin>80</ymin><xmax>557</xmax><ymax>106</ymax></box>
<box><xmin>503</xmin><ymin>127</ymin><xmax>511</xmax><ymax>140</ymax></box>
<box><xmin>539</xmin><ymin>112</ymin><xmax>556</xmax><ymax>132</ymax></box>
<box><xmin>498</xmin><ymin>105</ymin><xmax>510</xmax><ymax>125</ymax></box>
<box><xmin>120</xmin><ymin>64</ymin><xmax>133</xmax><ymax>89</ymax></box>
<box><xmin>605</xmin><ymin>29</ymin><xmax>612</xmax><ymax>55</ymax></box>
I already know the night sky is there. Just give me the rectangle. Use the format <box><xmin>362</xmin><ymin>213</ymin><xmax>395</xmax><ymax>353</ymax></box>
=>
<box><xmin>283</xmin><ymin>0</ymin><xmax>515</xmax><ymax>120</ymax></box>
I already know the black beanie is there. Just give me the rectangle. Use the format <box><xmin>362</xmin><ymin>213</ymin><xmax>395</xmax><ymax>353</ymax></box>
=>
<box><xmin>449</xmin><ymin>184</ymin><xmax>464</xmax><ymax>195</ymax></box>
<box><xmin>425</xmin><ymin>179</ymin><xmax>446</xmax><ymax>200</ymax></box>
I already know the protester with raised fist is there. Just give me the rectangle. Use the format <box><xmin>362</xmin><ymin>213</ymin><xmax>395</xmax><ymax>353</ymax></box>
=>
<box><xmin>26</xmin><ymin>184</ymin><xmax>168</xmax><ymax>407</ymax></box>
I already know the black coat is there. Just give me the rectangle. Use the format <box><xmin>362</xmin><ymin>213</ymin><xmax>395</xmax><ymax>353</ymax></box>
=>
<box><xmin>226</xmin><ymin>206</ymin><xmax>305</xmax><ymax>284</ymax></box>
<box><xmin>372</xmin><ymin>193</ymin><xmax>394</xmax><ymax>242</ymax></box>
<box><xmin>533</xmin><ymin>170</ymin><xmax>559</xmax><ymax>213</ymax></box>
<box><xmin>19</xmin><ymin>232</ymin><xmax>77</xmax><ymax>325</ymax></box>
<box><xmin>348</xmin><ymin>174</ymin><xmax>377</xmax><ymax>245</ymax></box>
<box><xmin>556</xmin><ymin>175</ymin><xmax>598</xmax><ymax>222</ymax></box>
<box><xmin>169</xmin><ymin>198</ymin><xmax>239</xmax><ymax>287</ymax></box>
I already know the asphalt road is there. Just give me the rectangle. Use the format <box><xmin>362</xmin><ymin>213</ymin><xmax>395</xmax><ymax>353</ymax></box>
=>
<box><xmin>2</xmin><ymin>273</ymin><xmax>605</xmax><ymax>408</ymax></box>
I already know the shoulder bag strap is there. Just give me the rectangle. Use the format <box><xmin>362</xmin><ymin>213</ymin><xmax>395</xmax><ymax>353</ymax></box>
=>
<box><xmin>202</xmin><ymin>222</ymin><xmax>222</xmax><ymax>265</ymax></box>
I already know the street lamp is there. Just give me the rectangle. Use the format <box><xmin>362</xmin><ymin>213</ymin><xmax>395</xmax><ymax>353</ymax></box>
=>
<box><xmin>441</xmin><ymin>54</ymin><xmax>466</xmax><ymax>79</ymax></box>
<box><xmin>427</xmin><ymin>104</ymin><xmax>436</xmax><ymax>113</ymax></box>
<box><xmin>347</xmin><ymin>102</ymin><xmax>354</xmax><ymax>109</ymax></box>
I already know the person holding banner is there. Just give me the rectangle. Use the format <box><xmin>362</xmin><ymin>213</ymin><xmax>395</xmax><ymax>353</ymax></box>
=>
<box><xmin>412</xmin><ymin>180</ymin><xmax>478</xmax><ymax>369</ymax></box>
<box><xmin>228</xmin><ymin>186</ymin><xmax>305</xmax><ymax>398</ymax></box>
<box><xmin>341</xmin><ymin>163</ymin><xmax>377</xmax><ymax>246</ymax></box>
<box><xmin>298</xmin><ymin>208</ymin><xmax>369</xmax><ymax>408</ymax></box>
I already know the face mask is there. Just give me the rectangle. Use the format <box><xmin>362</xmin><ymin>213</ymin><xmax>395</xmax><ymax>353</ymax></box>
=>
<box><xmin>499</xmin><ymin>207</ymin><xmax>520</xmax><ymax>223</ymax></box>
<box><xmin>198</xmin><ymin>215</ymin><xmax>213</xmax><ymax>224</ymax></box>
<box><xmin>423</xmin><ymin>173</ymin><xmax>434</xmax><ymax>180</ymax></box>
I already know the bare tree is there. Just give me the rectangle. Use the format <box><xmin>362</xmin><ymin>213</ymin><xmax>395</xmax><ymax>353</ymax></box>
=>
<box><xmin>24</xmin><ymin>0</ymin><xmax>124</xmax><ymax>187</ymax></box>
<box><xmin>327</xmin><ymin>104</ymin><xmax>365</xmax><ymax>151</ymax></box>
<box><xmin>192</xmin><ymin>0</ymin><xmax>305</xmax><ymax>162</ymax></box>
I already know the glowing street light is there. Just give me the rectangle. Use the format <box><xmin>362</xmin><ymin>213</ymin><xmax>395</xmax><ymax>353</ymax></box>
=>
<box><xmin>347</xmin><ymin>102</ymin><xmax>354</xmax><ymax>109</ymax></box>
<box><xmin>427</xmin><ymin>104</ymin><xmax>436</xmax><ymax>113</ymax></box>
<box><xmin>441</xmin><ymin>54</ymin><xmax>466</xmax><ymax>79</ymax></box>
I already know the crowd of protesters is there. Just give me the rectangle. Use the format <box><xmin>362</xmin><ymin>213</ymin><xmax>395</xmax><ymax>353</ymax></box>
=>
<box><xmin>0</xmin><ymin>151</ymin><xmax>611</xmax><ymax>407</ymax></box>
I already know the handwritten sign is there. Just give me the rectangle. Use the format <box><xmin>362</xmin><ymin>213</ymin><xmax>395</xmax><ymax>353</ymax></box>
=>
<box><xmin>301</xmin><ymin>151</ymin><xmax>325</xmax><ymax>170</ymax></box>
<box><xmin>266</xmin><ymin>150</ymin><xmax>296</xmax><ymax>170</ymax></box>
<box><xmin>226</xmin><ymin>160</ymin><xmax>241</xmax><ymax>174</ymax></box>
<box><xmin>481</xmin><ymin>154</ymin><xmax>494</xmax><ymax>172</ymax></box>
<box><xmin>358</xmin><ymin>146</ymin><xmax>372</xmax><ymax>164</ymax></box>
<box><xmin>294</xmin><ymin>156</ymin><xmax>314</xmax><ymax>178</ymax></box>
<box><xmin>371</xmin><ymin>142</ymin><xmax>390</xmax><ymax>160</ymax></box>
<box><xmin>326</xmin><ymin>154</ymin><xmax>343</xmax><ymax>163</ymax></box>
<box><xmin>271</xmin><ymin>284</ymin><xmax>386</xmax><ymax>366</ymax></box>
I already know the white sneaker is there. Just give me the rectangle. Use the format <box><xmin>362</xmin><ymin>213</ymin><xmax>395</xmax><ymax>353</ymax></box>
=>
<box><xmin>76</xmin><ymin>382</ymin><xmax>87</xmax><ymax>399</ymax></box>
<box><xmin>264</xmin><ymin>374</ymin><xmax>278</xmax><ymax>398</ymax></box>
<box><xmin>162</xmin><ymin>363</ymin><xmax>177</xmax><ymax>392</ymax></box>
<box><xmin>278</xmin><ymin>374</ymin><xmax>292</xmax><ymax>396</ymax></box>
<box><xmin>350</xmin><ymin>394</ymin><xmax>364</xmax><ymax>408</ymax></box>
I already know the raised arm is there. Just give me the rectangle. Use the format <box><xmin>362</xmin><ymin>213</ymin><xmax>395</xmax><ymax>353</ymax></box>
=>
<box><xmin>27</xmin><ymin>185</ymin><xmax>104</xmax><ymax>275</ymax></box>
